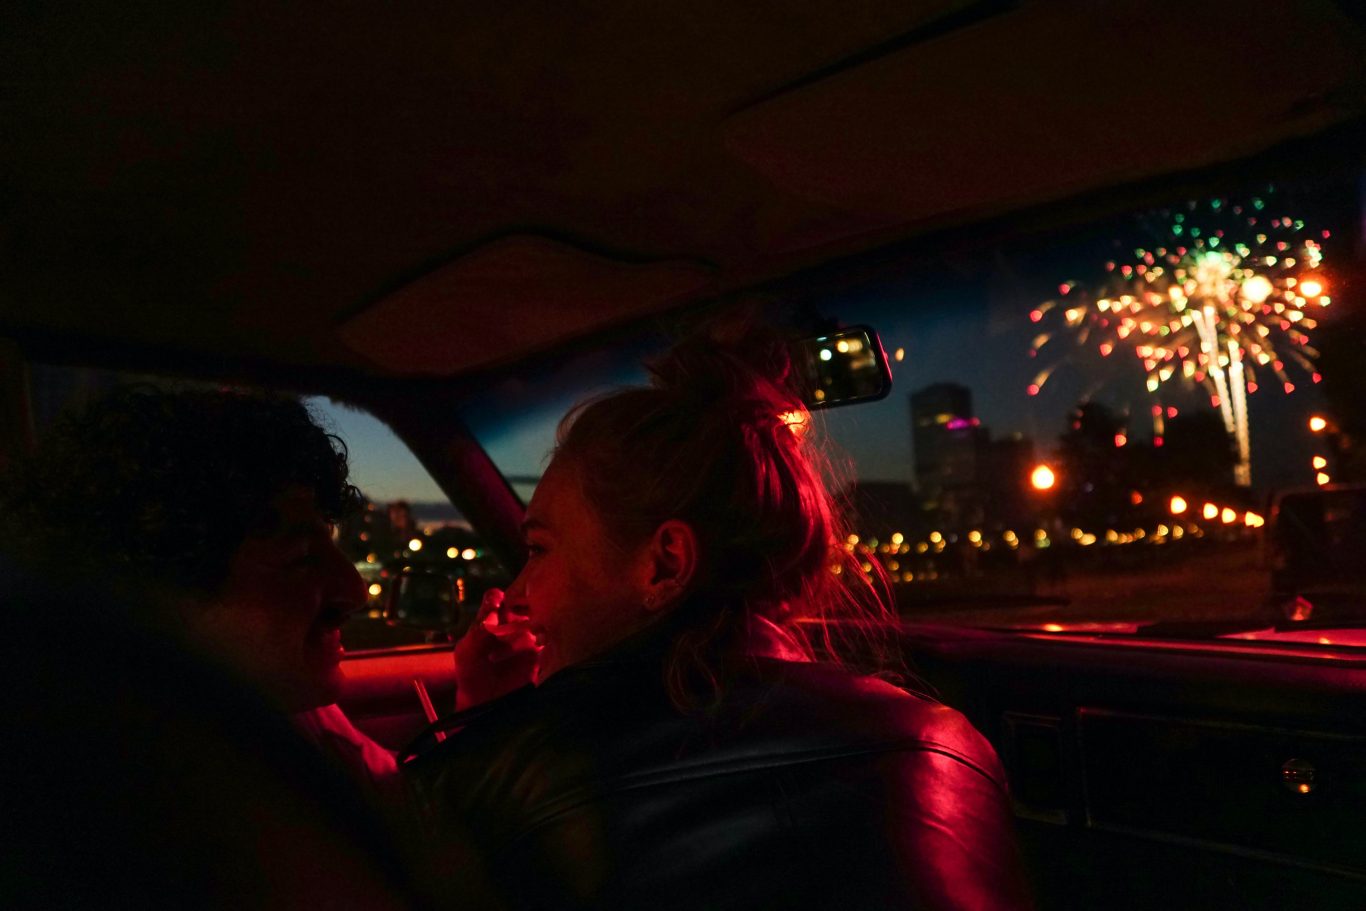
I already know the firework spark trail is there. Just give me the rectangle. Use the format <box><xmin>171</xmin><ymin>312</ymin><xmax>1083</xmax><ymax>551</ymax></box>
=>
<box><xmin>1029</xmin><ymin>193</ymin><xmax>1330</xmax><ymax>486</ymax></box>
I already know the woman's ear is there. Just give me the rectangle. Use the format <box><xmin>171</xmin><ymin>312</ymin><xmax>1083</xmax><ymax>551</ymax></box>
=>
<box><xmin>642</xmin><ymin>519</ymin><xmax>697</xmax><ymax>612</ymax></box>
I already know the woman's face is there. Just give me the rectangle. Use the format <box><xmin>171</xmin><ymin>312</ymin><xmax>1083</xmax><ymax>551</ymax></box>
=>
<box><xmin>503</xmin><ymin>458</ymin><xmax>654</xmax><ymax>680</ymax></box>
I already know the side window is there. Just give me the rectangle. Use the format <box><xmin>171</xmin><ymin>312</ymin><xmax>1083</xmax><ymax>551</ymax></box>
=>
<box><xmin>310</xmin><ymin>398</ymin><xmax>512</xmax><ymax>651</ymax></box>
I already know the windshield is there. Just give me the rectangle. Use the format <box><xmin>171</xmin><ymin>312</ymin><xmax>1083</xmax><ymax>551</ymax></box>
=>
<box><xmin>461</xmin><ymin>165</ymin><xmax>1366</xmax><ymax>645</ymax></box>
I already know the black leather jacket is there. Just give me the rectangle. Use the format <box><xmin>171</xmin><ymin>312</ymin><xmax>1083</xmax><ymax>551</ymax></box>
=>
<box><xmin>404</xmin><ymin>635</ymin><xmax>1030</xmax><ymax>910</ymax></box>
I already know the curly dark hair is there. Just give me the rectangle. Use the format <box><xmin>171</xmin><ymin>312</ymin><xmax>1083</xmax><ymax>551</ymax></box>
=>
<box><xmin>0</xmin><ymin>386</ymin><xmax>363</xmax><ymax>599</ymax></box>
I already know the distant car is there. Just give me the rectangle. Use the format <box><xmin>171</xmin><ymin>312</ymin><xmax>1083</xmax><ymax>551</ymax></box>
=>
<box><xmin>1269</xmin><ymin>486</ymin><xmax>1366</xmax><ymax>595</ymax></box>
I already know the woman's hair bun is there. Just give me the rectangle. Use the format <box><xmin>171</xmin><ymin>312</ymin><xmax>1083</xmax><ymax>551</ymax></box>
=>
<box><xmin>647</xmin><ymin>325</ymin><xmax>802</xmax><ymax>418</ymax></box>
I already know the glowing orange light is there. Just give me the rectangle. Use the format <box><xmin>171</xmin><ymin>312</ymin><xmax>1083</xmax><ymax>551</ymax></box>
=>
<box><xmin>408</xmin><ymin>538</ymin><xmax>423</xmax><ymax>551</ymax></box>
<box><xmin>1202</xmin><ymin>503</ymin><xmax>1220</xmax><ymax>521</ymax></box>
<box><xmin>367</xmin><ymin>583</ymin><xmax>382</xmax><ymax>597</ymax></box>
<box><xmin>1030</xmin><ymin>465</ymin><xmax>1057</xmax><ymax>491</ymax></box>
<box><xmin>778</xmin><ymin>410</ymin><xmax>810</xmax><ymax>437</ymax></box>
<box><xmin>1309</xmin><ymin>415</ymin><xmax>1328</xmax><ymax>433</ymax></box>
<box><xmin>447</xmin><ymin>547</ymin><xmax>459</xmax><ymax>559</ymax></box>
<box><xmin>1043</xmin><ymin>624</ymin><xmax>1064</xmax><ymax>632</ymax></box>
<box><xmin>1299</xmin><ymin>783</ymin><xmax>1312</xmax><ymax>794</ymax></box>
<box><xmin>1244</xmin><ymin>512</ymin><xmax>1264</xmax><ymax>528</ymax></box>
<box><xmin>1316</xmin><ymin>472</ymin><xmax>1331</xmax><ymax>486</ymax></box>
<box><xmin>1130</xmin><ymin>491</ymin><xmax>1143</xmax><ymax>506</ymax></box>
<box><xmin>461</xmin><ymin>548</ymin><xmax>478</xmax><ymax>561</ymax></box>
<box><xmin>1312</xmin><ymin>456</ymin><xmax>1327</xmax><ymax>470</ymax></box>
<box><xmin>1221</xmin><ymin>507</ymin><xmax>1237</xmax><ymax>524</ymax></box>
<box><xmin>1169</xmin><ymin>495</ymin><xmax>1188</xmax><ymax>515</ymax></box>
<box><xmin>1299</xmin><ymin>278</ymin><xmax>1324</xmax><ymax>298</ymax></box>
<box><xmin>1114</xmin><ymin>433</ymin><xmax>1128</xmax><ymax>448</ymax></box>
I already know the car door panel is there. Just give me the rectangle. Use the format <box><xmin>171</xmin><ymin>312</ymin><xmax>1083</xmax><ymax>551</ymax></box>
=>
<box><xmin>903</xmin><ymin>625</ymin><xmax>1366</xmax><ymax>909</ymax></box>
<box><xmin>337</xmin><ymin>646</ymin><xmax>455</xmax><ymax>752</ymax></box>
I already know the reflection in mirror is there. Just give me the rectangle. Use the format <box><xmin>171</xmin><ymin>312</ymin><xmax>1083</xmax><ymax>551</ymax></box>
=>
<box><xmin>790</xmin><ymin>326</ymin><xmax>892</xmax><ymax>410</ymax></box>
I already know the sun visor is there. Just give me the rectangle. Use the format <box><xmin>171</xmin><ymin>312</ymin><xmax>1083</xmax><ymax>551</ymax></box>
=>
<box><xmin>723</xmin><ymin>0</ymin><xmax>1366</xmax><ymax>226</ymax></box>
<box><xmin>338</xmin><ymin>235</ymin><xmax>711</xmax><ymax>375</ymax></box>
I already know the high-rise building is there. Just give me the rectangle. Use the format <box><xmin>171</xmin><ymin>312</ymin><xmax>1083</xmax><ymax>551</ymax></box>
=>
<box><xmin>911</xmin><ymin>383</ymin><xmax>1036</xmax><ymax>529</ymax></box>
<box><xmin>910</xmin><ymin>383</ymin><xmax>983</xmax><ymax>505</ymax></box>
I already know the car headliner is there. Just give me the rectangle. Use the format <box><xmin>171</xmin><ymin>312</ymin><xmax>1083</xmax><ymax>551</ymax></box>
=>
<box><xmin>3</xmin><ymin>0</ymin><xmax>1365</xmax><ymax>384</ymax></box>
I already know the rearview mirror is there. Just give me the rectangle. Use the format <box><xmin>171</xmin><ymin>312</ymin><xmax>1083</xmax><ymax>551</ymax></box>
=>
<box><xmin>790</xmin><ymin>326</ymin><xmax>892</xmax><ymax>410</ymax></box>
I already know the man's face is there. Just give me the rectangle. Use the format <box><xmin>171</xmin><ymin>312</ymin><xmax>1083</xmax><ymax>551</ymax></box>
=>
<box><xmin>503</xmin><ymin>459</ymin><xmax>652</xmax><ymax>681</ymax></box>
<box><xmin>195</xmin><ymin>486</ymin><xmax>366</xmax><ymax>712</ymax></box>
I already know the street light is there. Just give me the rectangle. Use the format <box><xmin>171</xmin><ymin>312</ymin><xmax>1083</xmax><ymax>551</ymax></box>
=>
<box><xmin>1169</xmin><ymin>495</ymin><xmax>1188</xmax><ymax>515</ymax></box>
<box><xmin>1030</xmin><ymin>464</ymin><xmax>1057</xmax><ymax>491</ymax></box>
<box><xmin>1309</xmin><ymin>415</ymin><xmax>1329</xmax><ymax>433</ymax></box>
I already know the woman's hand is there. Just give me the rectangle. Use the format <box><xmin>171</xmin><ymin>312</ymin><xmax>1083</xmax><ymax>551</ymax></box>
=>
<box><xmin>453</xmin><ymin>588</ymin><xmax>541</xmax><ymax>712</ymax></box>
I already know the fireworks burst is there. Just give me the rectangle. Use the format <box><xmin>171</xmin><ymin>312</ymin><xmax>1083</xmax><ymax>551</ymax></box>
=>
<box><xmin>1029</xmin><ymin>192</ymin><xmax>1331</xmax><ymax>486</ymax></box>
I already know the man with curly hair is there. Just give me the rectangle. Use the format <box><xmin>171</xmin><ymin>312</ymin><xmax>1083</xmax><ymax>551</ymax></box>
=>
<box><xmin>1</xmin><ymin>386</ymin><xmax>394</xmax><ymax>781</ymax></box>
<box><xmin>0</xmin><ymin>385</ymin><xmax>437</xmax><ymax>906</ymax></box>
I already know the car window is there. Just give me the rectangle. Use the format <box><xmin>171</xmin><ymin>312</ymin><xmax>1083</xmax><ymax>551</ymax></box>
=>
<box><xmin>306</xmin><ymin>398</ymin><xmax>514</xmax><ymax>651</ymax></box>
<box><xmin>460</xmin><ymin>165</ymin><xmax>1366</xmax><ymax>647</ymax></box>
